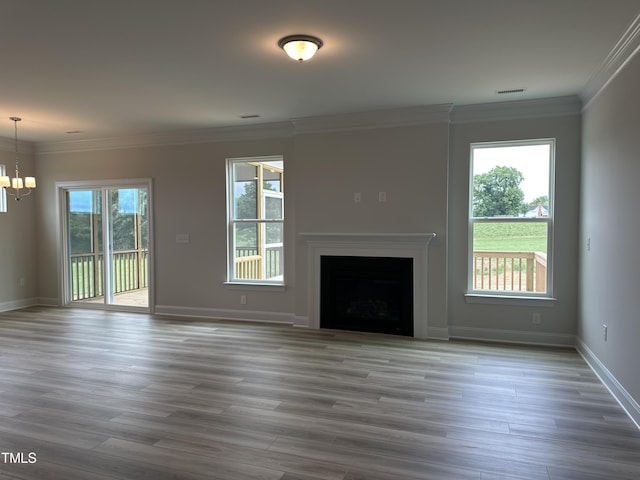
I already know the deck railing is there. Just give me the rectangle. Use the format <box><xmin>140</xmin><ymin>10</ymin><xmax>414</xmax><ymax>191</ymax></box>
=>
<box><xmin>72</xmin><ymin>248</ymin><xmax>542</xmax><ymax>298</ymax></box>
<box><xmin>473</xmin><ymin>251</ymin><xmax>547</xmax><ymax>292</ymax></box>
<box><xmin>70</xmin><ymin>249</ymin><xmax>149</xmax><ymax>301</ymax></box>
<box><xmin>235</xmin><ymin>245</ymin><xmax>283</xmax><ymax>280</ymax></box>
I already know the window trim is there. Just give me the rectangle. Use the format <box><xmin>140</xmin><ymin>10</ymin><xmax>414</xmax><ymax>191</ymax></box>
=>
<box><xmin>467</xmin><ymin>138</ymin><xmax>555</xmax><ymax>299</ymax></box>
<box><xmin>226</xmin><ymin>155</ymin><xmax>285</xmax><ymax>286</ymax></box>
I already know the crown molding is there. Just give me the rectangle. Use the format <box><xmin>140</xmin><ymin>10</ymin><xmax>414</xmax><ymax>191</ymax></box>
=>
<box><xmin>291</xmin><ymin>104</ymin><xmax>453</xmax><ymax>134</ymax></box>
<box><xmin>34</xmin><ymin>121</ymin><xmax>295</xmax><ymax>154</ymax></box>
<box><xmin>0</xmin><ymin>96</ymin><xmax>583</xmax><ymax>155</ymax></box>
<box><xmin>581</xmin><ymin>11</ymin><xmax>640</xmax><ymax>109</ymax></box>
<box><xmin>450</xmin><ymin>95</ymin><xmax>582</xmax><ymax>124</ymax></box>
<box><xmin>32</xmin><ymin>105</ymin><xmax>454</xmax><ymax>154</ymax></box>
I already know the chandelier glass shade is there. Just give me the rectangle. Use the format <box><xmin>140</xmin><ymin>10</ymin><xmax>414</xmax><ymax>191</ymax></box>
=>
<box><xmin>0</xmin><ymin>117</ymin><xmax>36</xmax><ymax>201</ymax></box>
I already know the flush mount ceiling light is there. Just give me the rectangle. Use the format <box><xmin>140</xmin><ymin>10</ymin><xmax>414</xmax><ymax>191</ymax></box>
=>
<box><xmin>278</xmin><ymin>34</ymin><xmax>323</xmax><ymax>61</ymax></box>
<box><xmin>0</xmin><ymin>117</ymin><xmax>36</xmax><ymax>201</ymax></box>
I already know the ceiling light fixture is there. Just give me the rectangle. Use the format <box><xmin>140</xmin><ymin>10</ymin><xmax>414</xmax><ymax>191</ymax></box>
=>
<box><xmin>278</xmin><ymin>34</ymin><xmax>323</xmax><ymax>62</ymax></box>
<box><xmin>0</xmin><ymin>117</ymin><xmax>36</xmax><ymax>201</ymax></box>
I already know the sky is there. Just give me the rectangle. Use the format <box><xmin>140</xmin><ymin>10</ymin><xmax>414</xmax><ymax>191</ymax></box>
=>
<box><xmin>68</xmin><ymin>189</ymin><xmax>140</xmax><ymax>214</ymax></box>
<box><xmin>472</xmin><ymin>143</ymin><xmax>551</xmax><ymax>203</ymax></box>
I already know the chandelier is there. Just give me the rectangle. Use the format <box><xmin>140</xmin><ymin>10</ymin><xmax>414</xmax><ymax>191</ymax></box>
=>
<box><xmin>0</xmin><ymin>117</ymin><xmax>36</xmax><ymax>201</ymax></box>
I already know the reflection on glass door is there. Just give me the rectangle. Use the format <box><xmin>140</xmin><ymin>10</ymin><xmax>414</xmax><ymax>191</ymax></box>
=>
<box><xmin>65</xmin><ymin>186</ymin><xmax>149</xmax><ymax>309</ymax></box>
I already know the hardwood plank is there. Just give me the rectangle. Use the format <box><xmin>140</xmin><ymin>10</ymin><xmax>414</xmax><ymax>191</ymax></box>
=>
<box><xmin>94</xmin><ymin>437</ymin><xmax>286</xmax><ymax>480</ymax></box>
<box><xmin>109</xmin><ymin>411</ymin><xmax>277</xmax><ymax>451</ymax></box>
<box><xmin>154</xmin><ymin>437</ymin><xmax>347</xmax><ymax>480</ymax></box>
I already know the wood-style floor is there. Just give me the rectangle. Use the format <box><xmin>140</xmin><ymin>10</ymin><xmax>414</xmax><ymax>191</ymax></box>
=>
<box><xmin>1</xmin><ymin>307</ymin><xmax>639</xmax><ymax>480</ymax></box>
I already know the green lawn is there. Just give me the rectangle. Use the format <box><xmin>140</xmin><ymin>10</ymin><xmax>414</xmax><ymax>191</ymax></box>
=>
<box><xmin>473</xmin><ymin>222</ymin><xmax>547</xmax><ymax>252</ymax></box>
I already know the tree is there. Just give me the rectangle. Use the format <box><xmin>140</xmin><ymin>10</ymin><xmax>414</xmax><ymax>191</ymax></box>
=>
<box><xmin>68</xmin><ymin>211</ymin><xmax>97</xmax><ymax>254</ymax></box>
<box><xmin>473</xmin><ymin>166</ymin><xmax>525</xmax><ymax>217</ymax></box>
<box><xmin>234</xmin><ymin>180</ymin><xmax>282</xmax><ymax>248</ymax></box>
<box><xmin>110</xmin><ymin>189</ymin><xmax>148</xmax><ymax>251</ymax></box>
<box><xmin>234</xmin><ymin>181</ymin><xmax>258</xmax><ymax>248</ymax></box>
<box><xmin>235</xmin><ymin>181</ymin><xmax>257</xmax><ymax>219</ymax></box>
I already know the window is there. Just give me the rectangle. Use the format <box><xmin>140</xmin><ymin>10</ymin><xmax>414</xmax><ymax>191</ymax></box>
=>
<box><xmin>227</xmin><ymin>156</ymin><xmax>284</xmax><ymax>284</ymax></box>
<box><xmin>469</xmin><ymin>139</ymin><xmax>554</xmax><ymax>296</ymax></box>
<box><xmin>0</xmin><ymin>165</ymin><xmax>7</xmax><ymax>212</ymax></box>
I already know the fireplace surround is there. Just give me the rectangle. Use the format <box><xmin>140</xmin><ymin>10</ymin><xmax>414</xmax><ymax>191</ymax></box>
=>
<box><xmin>300</xmin><ymin>233</ymin><xmax>436</xmax><ymax>338</ymax></box>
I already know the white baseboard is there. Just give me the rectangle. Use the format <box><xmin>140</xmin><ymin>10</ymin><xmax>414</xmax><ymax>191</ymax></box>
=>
<box><xmin>285</xmin><ymin>317</ymin><xmax>449</xmax><ymax>339</ymax></box>
<box><xmin>154</xmin><ymin>305</ymin><xmax>295</xmax><ymax>325</ymax></box>
<box><xmin>576</xmin><ymin>338</ymin><xmax>640</xmax><ymax>430</ymax></box>
<box><xmin>449</xmin><ymin>325</ymin><xmax>575</xmax><ymax>347</ymax></box>
<box><xmin>293</xmin><ymin>316</ymin><xmax>310</xmax><ymax>328</ymax></box>
<box><xmin>0</xmin><ymin>297</ymin><xmax>40</xmax><ymax>312</ymax></box>
<box><xmin>37</xmin><ymin>297</ymin><xmax>60</xmax><ymax>307</ymax></box>
<box><xmin>427</xmin><ymin>326</ymin><xmax>450</xmax><ymax>340</ymax></box>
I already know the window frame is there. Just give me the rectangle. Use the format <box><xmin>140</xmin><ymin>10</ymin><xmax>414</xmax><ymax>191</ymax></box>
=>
<box><xmin>467</xmin><ymin>138</ymin><xmax>555</xmax><ymax>300</ymax></box>
<box><xmin>226</xmin><ymin>155</ymin><xmax>284</xmax><ymax>285</ymax></box>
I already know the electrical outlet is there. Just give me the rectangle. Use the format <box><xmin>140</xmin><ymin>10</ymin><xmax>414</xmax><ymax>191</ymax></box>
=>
<box><xmin>354</xmin><ymin>192</ymin><xmax>361</xmax><ymax>203</ymax></box>
<box><xmin>378</xmin><ymin>191</ymin><xmax>387</xmax><ymax>202</ymax></box>
<box><xmin>240</xmin><ymin>295</ymin><xmax>247</xmax><ymax>305</ymax></box>
<box><xmin>603</xmin><ymin>324</ymin><xmax>608</xmax><ymax>341</ymax></box>
<box><xmin>532</xmin><ymin>312</ymin><xmax>541</xmax><ymax>325</ymax></box>
<box><xmin>19</xmin><ymin>277</ymin><xmax>25</xmax><ymax>287</ymax></box>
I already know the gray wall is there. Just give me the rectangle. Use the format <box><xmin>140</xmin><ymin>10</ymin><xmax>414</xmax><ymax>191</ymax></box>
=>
<box><xmin>0</xmin><ymin>144</ymin><xmax>37</xmax><ymax>309</ymax></box>
<box><xmin>579</xmin><ymin>48</ymin><xmax>640</xmax><ymax>423</ymax></box>
<box><xmin>448</xmin><ymin>111</ymin><xmax>581</xmax><ymax>345</ymax></box>
<box><xmin>32</xmin><ymin>119</ymin><xmax>451</xmax><ymax>331</ymax></box>
<box><xmin>34</xmin><ymin>137</ymin><xmax>294</xmax><ymax>318</ymax></box>
<box><xmin>291</xmin><ymin>124</ymin><xmax>450</xmax><ymax>334</ymax></box>
<box><xmin>28</xmin><ymin>104</ymin><xmax>581</xmax><ymax>345</ymax></box>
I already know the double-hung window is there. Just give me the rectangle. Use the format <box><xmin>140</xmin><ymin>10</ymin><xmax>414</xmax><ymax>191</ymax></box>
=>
<box><xmin>469</xmin><ymin>139</ymin><xmax>554</xmax><ymax>297</ymax></box>
<box><xmin>227</xmin><ymin>156</ymin><xmax>284</xmax><ymax>284</ymax></box>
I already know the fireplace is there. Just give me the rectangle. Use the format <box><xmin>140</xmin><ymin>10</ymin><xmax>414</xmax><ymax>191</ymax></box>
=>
<box><xmin>320</xmin><ymin>255</ymin><xmax>413</xmax><ymax>336</ymax></box>
<box><xmin>299</xmin><ymin>232</ymin><xmax>435</xmax><ymax>339</ymax></box>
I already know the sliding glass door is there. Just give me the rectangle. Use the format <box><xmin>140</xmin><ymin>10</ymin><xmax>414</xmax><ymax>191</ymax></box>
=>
<box><xmin>63</xmin><ymin>182</ymin><xmax>150</xmax><ymax>310</ymax></box>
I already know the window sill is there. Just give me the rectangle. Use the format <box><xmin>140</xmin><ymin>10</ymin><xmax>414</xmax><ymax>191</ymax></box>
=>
<box><xmin>464</xmin><ymin>293</ymin><xmax>556</xmax><ymax>307</ymax></box>
<box><xmin>225</xmin><ymin>282</ymin><xmax>286</xmax><ymax>292</ymax></box>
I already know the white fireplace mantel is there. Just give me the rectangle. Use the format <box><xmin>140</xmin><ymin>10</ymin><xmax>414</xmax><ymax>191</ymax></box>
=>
<box><xmin>299</xmin><ymin>232</ymin><xmax>436</xmax><ymax>339</ymax></box>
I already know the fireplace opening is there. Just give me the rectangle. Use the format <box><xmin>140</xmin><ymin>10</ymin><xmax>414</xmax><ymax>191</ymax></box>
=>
<box><xmin>320</xmin><ymin>255</ymin><xmax>413</xmax><ymax>336</ymax></box>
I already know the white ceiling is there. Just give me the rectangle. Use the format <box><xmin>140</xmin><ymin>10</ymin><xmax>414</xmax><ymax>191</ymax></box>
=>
<box><xmin>1</xmin><ymin>0</ymin><xmax>639</xmax><ymax>143</ymax></box>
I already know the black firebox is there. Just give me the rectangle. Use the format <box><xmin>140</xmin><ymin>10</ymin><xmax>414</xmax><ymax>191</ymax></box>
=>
<box><xmin>320</xmin><ymin>255</ymin><xmax>413</xmax><ymax>336</ymax></box>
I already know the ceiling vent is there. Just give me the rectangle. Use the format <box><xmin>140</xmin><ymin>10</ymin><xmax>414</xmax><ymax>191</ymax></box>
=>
<box><xmin>496</xmin><ymin>87</ymin><xmax>527</xmax><ymax>95</ymax></box>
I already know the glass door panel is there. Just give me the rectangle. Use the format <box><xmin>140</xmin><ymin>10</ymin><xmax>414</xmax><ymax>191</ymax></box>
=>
<box><xmin>65</xmin><ymin>185</ymin><xmax>149</xmax><ymax>309</ymax></box>
<box><xmin>109</xmin><ymin>188</ymin><xmax>149</xmax><ymax>307</ymax></box>
<box><xmin>67</xmin><ymin>190</ymin><xmax>103</xmax><ymax>302</ymax></box>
